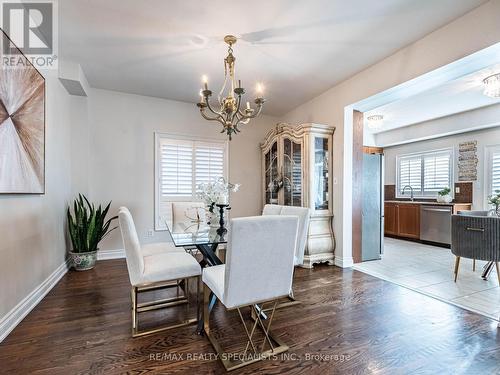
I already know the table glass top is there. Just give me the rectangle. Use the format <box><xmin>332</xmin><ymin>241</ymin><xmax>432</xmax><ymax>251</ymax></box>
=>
<box><xmin>167</xmin><ymin>220</ymin><xmax>228</xmax><ymax>247</ymax></box>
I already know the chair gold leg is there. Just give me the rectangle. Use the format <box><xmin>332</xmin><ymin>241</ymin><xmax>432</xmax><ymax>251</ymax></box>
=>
<box><xmin>203</xmin><ymin>287</ymin><xmax>289</xmax><ymax>372</ymax></box>
<box><xmin>473</xmin><ymin>259</ymin><xmax>476</xmax><ymax>272</ymax></box>
<box><xmin>495</xmin><ymin>262</ymin><xmax>500</xmax><ymax>286</ymax></box>
<box><xmin>132</xmin><ymin>277</ymin><xmax>199</xmax><ymax>338</ymax></box>
<box><xmin>131</xmin><ymin>287</ymin><xmax>137</xmax><ymax>334</ymax></box>
<box><xmin>203</xmin><ymin>284</ymin><xmax>211</xmax><ymax>335</ymax></box>
<box><xmin>196</xmin><ymin>276</ymin><xmax>201</xmax><ymax>322</ymax></box>
<box><xmin>454</xmin><ymin>256</ymin><xmax>461</xmax><ymax>282</ymax></box>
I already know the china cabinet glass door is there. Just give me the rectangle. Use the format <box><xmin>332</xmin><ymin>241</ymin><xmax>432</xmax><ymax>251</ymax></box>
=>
<box><xmin>264</xmin><ymin>141</ymin><xmax>279</xmax><ymax>204</ymax></box>
<box><xmin>313</xmin><ymin>137</ymin><xmax>329</xmax><ymax>210</ymax></box>
<box><xmin>283</xmin><ymin>138</ymin><xmax>302</xmax><ymax>206</ymax></box>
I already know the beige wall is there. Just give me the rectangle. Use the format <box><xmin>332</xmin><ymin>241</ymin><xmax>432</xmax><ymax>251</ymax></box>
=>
<box><xmin>0</xmin><ymin>71</ymin><xmax>88</xmax><ymax>320</ymax></box>
<box><xmin>87</xmin><ymin>88</ymin><xmax>278</xmax><ymax>250</ymax></box>
<box><xmin>278</xmin><ymin>0</ymin><xmax>500</xmax><ymax>266</ymax></box>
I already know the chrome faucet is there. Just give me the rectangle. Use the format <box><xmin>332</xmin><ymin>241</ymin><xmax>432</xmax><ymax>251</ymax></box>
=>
<box><xmin>401</xmin><ymin>185</ymin><xmax>414</xmax><ymax>201</ymax></box>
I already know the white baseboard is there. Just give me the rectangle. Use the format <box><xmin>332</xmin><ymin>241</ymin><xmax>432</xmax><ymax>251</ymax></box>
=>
<box><xmin>97</xmin><ymin>248</ymin><xmax>125</xmax><ymax>260</ymax></box>
<box><xmin>334</xmin><ymin>256</ymin><xmax>354</xmax><ymax>268</ymax></box>
<box><xmin>0</xmin><ymin>259</ymin><xmax>70</xmax><ymax>343</ymax></box>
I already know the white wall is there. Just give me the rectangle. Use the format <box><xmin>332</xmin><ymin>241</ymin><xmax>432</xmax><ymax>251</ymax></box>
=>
<box><xmin>278</xmin><ymin>0</ymin><xmax>500</xmax><ymax>267</ymax></box>
<box><xmin>87</xmin><ymin>88</ymin><xmax>278</xmax><ymax>251</ymax></box>
<box><xmin>384</xmin><ymin>126</ymin><xmax>500</xmax><ymax>210</ymax></box>
<box><xmin>0</xmin><ymin>71</ymin><xmax>88</xmax><ymax>321</ymax></box>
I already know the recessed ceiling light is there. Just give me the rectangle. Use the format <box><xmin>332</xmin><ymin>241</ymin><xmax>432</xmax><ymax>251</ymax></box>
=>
<box><xmin>483</xmin><ymin>73</ymin><xmax>500</xmax><ymax>98</ymax></box>
<box><xmin>366</xmin><ymin>114</ymin><xmax>383</xmax><ymax>130</ymax></box>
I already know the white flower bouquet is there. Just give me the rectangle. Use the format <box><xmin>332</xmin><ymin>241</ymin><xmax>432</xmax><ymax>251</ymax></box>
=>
<box><xmin>196</xmin><ymin>178</ymin><xmax>240</xmax><ymax>225</ymax></box>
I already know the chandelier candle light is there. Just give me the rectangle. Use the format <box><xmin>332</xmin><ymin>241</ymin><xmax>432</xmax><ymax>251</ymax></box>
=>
<box><xmin>197</xmin><ymin>35</ymin><xmax>265</xmax><ymax>140</ymax></box>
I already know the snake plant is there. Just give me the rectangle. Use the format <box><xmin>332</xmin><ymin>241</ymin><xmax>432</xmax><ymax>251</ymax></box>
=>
<box><xmin>67</xmin><ymin>194</ymin><xmax>118</xmax><ymax>253</ymax></box>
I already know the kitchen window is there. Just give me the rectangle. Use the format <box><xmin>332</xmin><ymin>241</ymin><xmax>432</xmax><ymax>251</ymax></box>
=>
<box><xmin>396</xmin><ymin>148</ymin><xmax>453</xmax><ymax>198</ymax></box>
<box><xmin>155</xmin><ymin>133</ymin><xmax>228</xmax><ymax>230</ymax></box>
<box><xmin>485</xmin><ymin>145</ymin><xmax>500</xmax><ymax>204</ymax></box>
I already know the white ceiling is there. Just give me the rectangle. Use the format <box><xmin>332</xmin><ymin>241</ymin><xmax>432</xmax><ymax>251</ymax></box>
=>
<box><xmin>364</xmin><ymin>63</ymin><xmax>500</xmax><ymax>134</ymax></box>
<box><xmin>60</xmin><ymin>0</ymin><xmax>487</xmax><ymax>115</ymax></box>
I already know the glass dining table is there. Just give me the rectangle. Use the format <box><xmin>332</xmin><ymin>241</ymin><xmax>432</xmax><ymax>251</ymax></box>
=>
<box><xmin>167</xmin><ymin>219</ymin><xmax>227</xmax><ymax>334</ymax></box>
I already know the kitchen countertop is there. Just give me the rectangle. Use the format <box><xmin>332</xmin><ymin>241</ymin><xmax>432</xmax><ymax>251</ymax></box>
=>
<box><xmin>385</xmin><ymin>200</ymin><xmax>472</xmax><ymax>206</ymax></box>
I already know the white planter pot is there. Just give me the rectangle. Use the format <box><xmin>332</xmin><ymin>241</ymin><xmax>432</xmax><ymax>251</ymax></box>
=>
<box><xmin>437</xmin><ymin>194</ymin><xmax>452</xmax><ymax>203</ymax></box>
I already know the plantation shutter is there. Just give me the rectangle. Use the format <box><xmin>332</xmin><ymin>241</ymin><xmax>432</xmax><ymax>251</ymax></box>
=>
<box><xmin>490</xmin><ymin>148</ymin><xmax>500</xmax><ymax>195</ymax></box>
<box><xmin>156</xmin><ymin>135</ymin><xmax>227</xmax><ymax>230</ymax></box>
<box><xmin>159</xmin><ymin>139</ymin><xmax>193</xmax><ymax>197</ymax></box>
<box><xmin>397</xmin><ymin>148</ymin><xmax>453</xmax><ymax>198</ymax></box>
<box><xmin>398</xmin><ymin>155</ymin><xmax>422</xmax><ymax>194</ymax></box>
<box><xmin>194</xmin><ymin>142</ymin><xmax>226</xmax><ymax>190</ymax></box>
<box><xmin>423</xmin><ymin>151</ymin><xmax>451</xmax><ymax>194</ymax></box>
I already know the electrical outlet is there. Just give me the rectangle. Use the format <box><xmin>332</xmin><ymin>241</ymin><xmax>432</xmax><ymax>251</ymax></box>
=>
<box><xmin>146</xmin><ymin>230</ymin><xmax>154</xmax><ymax>238</ymax></box>
<box><xmin>455</xmin><ymin>187</ymin><xmax>460</xmax><ymax>194</ymax></box>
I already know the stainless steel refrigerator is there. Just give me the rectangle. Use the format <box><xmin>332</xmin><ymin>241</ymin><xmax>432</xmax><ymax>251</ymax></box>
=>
<box><xmin>361</xmin><ymin>153</ymin><xmax>384</xmax><ymax>261</ymax></box>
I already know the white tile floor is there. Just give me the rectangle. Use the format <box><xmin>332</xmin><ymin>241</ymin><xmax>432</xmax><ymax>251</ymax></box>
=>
<box><xmin>354</xmin><ymin>237</ymin><xmax>500</xmax><ymax>321</ymax></box>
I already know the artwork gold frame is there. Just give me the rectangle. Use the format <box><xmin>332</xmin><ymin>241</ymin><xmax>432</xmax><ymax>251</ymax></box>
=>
<box><xmin>0</xmin><ymin>28</ymin><xmax>46</xmax><ymax>194</ymax></box>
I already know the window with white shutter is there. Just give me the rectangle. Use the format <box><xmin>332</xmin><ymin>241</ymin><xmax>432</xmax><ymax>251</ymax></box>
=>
<box><xmin>397</xmin><ymin>155</ymin><xmax>422</xmax><ymax>195</ymax></box>
<box><xmin>155</xmin><ymin>134</ymin><xmax>228</xmax><ymax>230</ymax></box>
<box><xmin>396</xmin><ymin>148</ymin><xmax>453</xmax><ymax>198</ymax></box>
<box><xmin>423</xmin><ymin>151</ymin><xmax>452</xmax><ymax>194</ymax></box>
<box><xmin>486</xmin><ymin>145</ymin><xmax>500</xmax><ymax>206</ymax></box>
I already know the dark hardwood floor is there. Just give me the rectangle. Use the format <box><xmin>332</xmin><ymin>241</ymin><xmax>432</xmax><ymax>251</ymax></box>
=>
<box><xmin>1</xmin><ymin>259</ymin><xmax>499</xmax><ymax>374</ymax></box>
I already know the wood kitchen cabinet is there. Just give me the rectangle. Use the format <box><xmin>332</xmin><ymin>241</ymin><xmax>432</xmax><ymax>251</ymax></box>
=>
<box><xmin>384</xmin><ymin>202</ymin><xmax>420</xmax><ymax>239</ymax></box>
<box><xmin>384</xmin><ymin>202</ymin><xmax>398</xmax><ymax>235</ymax></box>
<box><xmin>397</xmin><ymin>204</ymin><xmax>420</xmax><ymax>239</ymax></box>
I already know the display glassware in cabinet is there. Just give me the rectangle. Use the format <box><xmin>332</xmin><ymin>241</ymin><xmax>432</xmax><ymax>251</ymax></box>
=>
<box><xmin>261</xmin><ymin>123</ymin><xmax>336</xmax><ymax>268</ymax></box>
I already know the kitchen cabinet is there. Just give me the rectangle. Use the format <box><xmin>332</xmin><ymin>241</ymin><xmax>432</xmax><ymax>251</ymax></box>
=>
<box><xmin>384</xmin><ymin>202</ymin><xmax>419</xmax><ymax>239</ymax></box>
<box><xmin>384</xmin><ymin>201</ymin><xmax>472</xmax><ymax>242</ymax></box>
<box><xmin>384</xmin><ymin>202</ymin><xmax>398</xmax><ymax>236</ymax></box>
<box><xmin>397</xmin><ymin>204</ymin><xmax>420</xmax><ymax>239</ymax></box>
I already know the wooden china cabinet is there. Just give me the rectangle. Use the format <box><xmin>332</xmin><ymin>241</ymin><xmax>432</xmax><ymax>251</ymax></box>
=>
<box><xmin>261</xmin><ymin>123</ymin><xmax>336</xmax><ymax>268</ymax></box>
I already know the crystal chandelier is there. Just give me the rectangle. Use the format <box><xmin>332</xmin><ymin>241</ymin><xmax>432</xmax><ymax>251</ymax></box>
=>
<box><xmin>197</xmin><ymin>35</ymin><xmax>265</xmax><ymax>140</ymax></box>
<box><xmin>483</xmin><ymin>73</ymin><xmax>500</xmax><ymax>98</ymax></box>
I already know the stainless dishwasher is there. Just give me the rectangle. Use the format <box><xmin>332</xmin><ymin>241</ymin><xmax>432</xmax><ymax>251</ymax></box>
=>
<box><xmin>420</xmin><ymin>205</ymin><xmax>452</xmax><ymax>245</ymax></box>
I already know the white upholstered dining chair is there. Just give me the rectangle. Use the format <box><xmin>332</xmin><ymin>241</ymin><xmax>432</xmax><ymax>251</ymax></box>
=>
<box><xmin>171</xmin><ymin>201</ymin><xmax>205</xmax><ymax>224</ymax></box>
<box><xmin>171</xmin><ymin>202</ymin><xmax>206</xmax><ymax>255</ymax></box>
<box><xmin>202</xmin><ymin>215</ymin><xmax>299</xmax><ymax>371</ymax></box>
<box><xmin>263</xmin><ymin>204</ymin><xmax>311</xmax><ymax>266</ymax></box>
<box><xmin>262</xmin><ymin>204</ymin><xmax>310</xmax><ymax>307</ymax></box>
<box><xmin>118</xmin><ymin>207</ymin><xmax>202</xmax><ymax>337</ymax></box>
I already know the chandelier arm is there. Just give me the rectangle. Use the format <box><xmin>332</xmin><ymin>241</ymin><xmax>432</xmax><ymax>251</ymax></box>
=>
<box><xmin>205</xmin><ymin>97</ymin><xmax>223</xmax><ymax>118</ymax></box>
<box><xmin>200</xmin><ymin>108</ymin><xmax>224</xmax><ymax>124</ymax></box>
<box><xmin>230</xmin><ymin>94</ymin><xmax>243</xmax><ymax>124</ymax></box>
<box><xmin>237</xmin><ymin>102</ymin><xmax>263</xmax><ymax>120</ymax></box>
<box><xmin>235</xmin><ymin>112</ymin><xmax>250</xmax><ymax>125</ymax></box>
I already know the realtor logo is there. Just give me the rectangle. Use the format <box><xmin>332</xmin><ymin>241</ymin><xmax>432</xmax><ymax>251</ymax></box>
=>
<box><xmin>1</xmin><ymin>0</ymin><xmax>58</xmax><ymax>69</ymax></box>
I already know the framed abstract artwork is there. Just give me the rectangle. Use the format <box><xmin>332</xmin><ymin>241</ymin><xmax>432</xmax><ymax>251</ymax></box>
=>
<box><xmin>0</xmin><ymin>29</ymin><xmax>45</xmax><ymax>194</ymax></box>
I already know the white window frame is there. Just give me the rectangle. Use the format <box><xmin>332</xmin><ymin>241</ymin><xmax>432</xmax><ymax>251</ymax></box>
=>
<box><xmin>154</xmin><ymin>132</ymin><xmax>229</xmax><ymax>231</ymax></box>
<box><xmin>396</xmin><ymin>147</ymin><xmax>454</xmax><ymax>199</ymax></box>
<box><xmin>484</xmin><ymin>144</ymin><xmax>500</xmax><ymax>209</ymax></box>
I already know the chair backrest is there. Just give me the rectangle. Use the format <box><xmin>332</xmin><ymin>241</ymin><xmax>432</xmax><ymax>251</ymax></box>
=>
<box><xmin>262</xmin><ymin>204</ymin><xmax>282</xmax><ymax>215</ymax></box>
<box><xmin>280</xmin><ymin>206</ymin><xmax>311</xmax><ymax>265</ymax></box>
<box><xmin>457</xmin><ymin>210</ymin><xmax>490</xmax><ymax>217</ymax></box>
<box><xmin>262</xmin><ymin>204</ymin><xmax>311</xmax><ymax>265</ymax></box>
<box><xmin>223</xmin><ymin>215</ymin><xmax>298</xmax><ymax>309</ymax></box>
<box><xmin>171</xmin><ymin>202</ymin><xmax>205</xmax><ymax>224</ymax></box>
<box><xmin>451</xmin><ymin>214</ymin><xmax>500</xmax><ymax>261</ymax></box>
<box><xmin>118</xmin><ymin>207</ymin><xmax>144</xmax><ymax>286</ymax></box>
